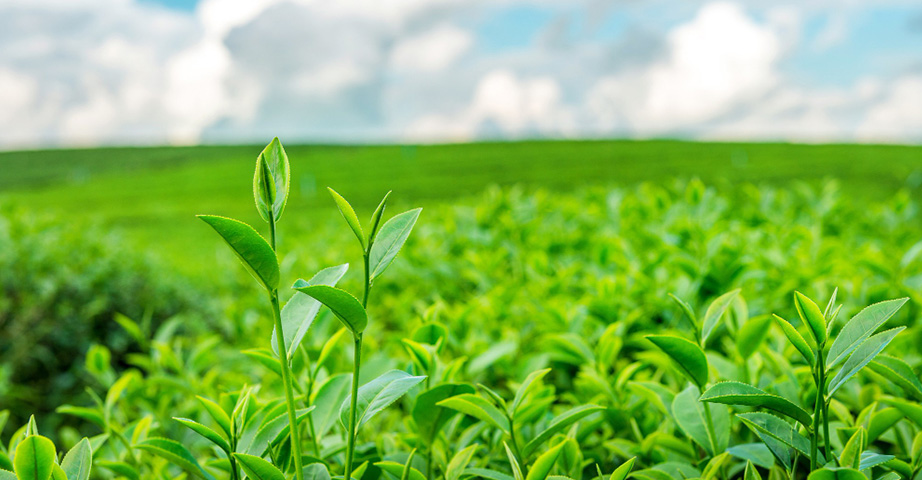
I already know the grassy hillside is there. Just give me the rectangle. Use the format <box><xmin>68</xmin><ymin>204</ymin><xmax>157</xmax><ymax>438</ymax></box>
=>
<box><xmin>1</xmin><ymin>140</ymin><xmax>921</xmax><ymax>275</ymax></box>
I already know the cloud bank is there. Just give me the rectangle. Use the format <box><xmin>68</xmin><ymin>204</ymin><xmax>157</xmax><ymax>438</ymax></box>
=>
<box><xmin>0</xmin><ymin>0</ymin><xmax>920</xmax><ymax>148</ymax></box>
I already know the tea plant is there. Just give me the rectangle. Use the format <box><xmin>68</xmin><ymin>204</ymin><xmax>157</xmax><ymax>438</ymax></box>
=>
<box><xmin>0</xmin><ymin>414</ymin><xmax>94</xmax><ymax>480</ymax></box>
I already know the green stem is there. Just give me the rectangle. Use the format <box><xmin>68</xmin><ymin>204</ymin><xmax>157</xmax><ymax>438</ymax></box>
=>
<box><xmin>810</xmin><ymin>352</ymin><xmax>822</xmax><ymax>471</ymax></box>
<box><xmin>702</xmin><ymin>397</ymin><xmax>719</xmax><ymax>459</ymax></box>
<box><xmin>819</xmin><ymin>359</ymin><xmax>831</xmax><ymax>466</ymax></box>
<box><xmin>344</xmin><ymin>335</ymin><xmax>363</xmax><ymax>480</ymax></box>
<box><xmin>305</xmin><ymin>357</ymin><xmax>322</xmax><ymax>458</ymax></box>
<box><xmin>271</xmin><ymin>292</ymin><xmax>305</xmax><ymax>480</ymax></box>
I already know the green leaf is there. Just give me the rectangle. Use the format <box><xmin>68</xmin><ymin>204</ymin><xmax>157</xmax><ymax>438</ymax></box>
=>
<box><xmin>701</xmin><ymin>289</ymin><xmax>740</xmax><ymax>344</ymax></box>
<box><xmin>272</xmin><ymin>263</ymin><xmax>349</xmax><ymax>356</ymax></box>
<box><xmin>369</xmin><ymin>208</ymin><xmax>422</xmax><ymax>280</ymax></box>
<box><xmin>311</xmin><ymin>373</ymin><xmax>352</xmax><ymax>438</ymax></box>
<box><xmin>13</xmin><ymin>435</ymin><xmax>56</xmax><ymax>480</ymax></box>
<box><xmin>737</xmin><ymin>316</ymin><xmax>772</xmax><ymax>359</ymax></box>
<box><xmin>868</xmin><ymin>407</ymin><xmax>903</xmax><ymax>442</ymax></box>
<box><xmin>806</xmin><ymin>468</ymin><xmax>867</xmax><ymax>480</ymax></box>
<box><xmin>523</xmin><ymin>405</ymin><xmax>605</xmax><ymax>457</ymax></box>
<box><xmin>50</xmin><ymin>464</ymin><xmax>66</xmax><ymax>480</ymax></box>
<box><xmin>248</xmin><ymin>408</ymin><xmax>313</xmax><ymax>457</ymax></box>
<box><xmin>340</xmin><ymin>370</ymin><xmax>426</xmax><ymax>432</ymax></box>
<box><xmin>840</xmin><ymin>428</ymin><xmax>865</xmax><ymax>469</ymax></box>
<box><xmin>135</xmin><ymin>437</ymin><xmax>215</xmax><ymax>480</ymax></box>
<box><xmin>61</xmin><ymin>438</ymin><xmax>93</xmax><ymax>480</ymax></box>
<box><xmin>672</xmin><ymin>386</ymin><xmax>729</xmax><ymax>456</ymax></box>
<box><xmin>668</xmin><ymin>293</ymin><xmax>698</xmax><ymax>329</ymax></box>
<box><xmin>437</xmin><ymin>393</ymin><xmax>511</xmax><ymax>434</ymax></box>
<box><xmin>465</xmin><ymin>468</ymin><xmax>515</xmax><ymax>480</ymax></box>
<box><xmin>885</xmin><ymin>397</ymin><xmax>922</xmax><ymax>429</ymax></box>
<box><xmin>647</xmin><ymin>335</ymin><xmax>709</xmax><ymax>388</ymax></box>
<box><xmin>253</xmin><ymin>137</ymin><xmax>290</xmax><ymax>222</ymax></box>
<box><xmin>0</xmin><ymin>470</ymin><xmax>15</xmax><ymax>480</ymax></box>
<box><xmin>504</xmin><ymin>442</ymin><xmax>524</xmax><ymax>480</ymax></box>
<box><xmin>446</xmin><ymin>445</ymin><xmax>480</xmax><ymax>480</ymax></box>
<box><xmin>858</xmin><ymin>452</ymin><xmax>893</xmax><ymax>471</ymax></box>
<box><xmin>828</xmin><ymin>327</ymin><xmax>905</xmax><ymax>396</ymax></box>
<box><xmin>525</xmin><ymin>442</ymin><xmax>566</xmax><ymax>480</ymax></box>
<box><xmin>794</xmin><ymin>291</ymin><xmax>827</xmax><ymax>346</ymax></box>
<box><xmin>295</xmin><ymin>285</ymin><xmax>367</xmax><ymax>337</ymax></box>
<box><xmin>699</xmin><ymin>381</ymin><xmax>812</xmax><ymax>426</ymax></box>
<box><xmin>368</xmin><ymin>191</ymin><xmax>391</xmax><ymax>244</ymax></box>
<box><xmin>868</xmin><ymin>355</ymin><xmax>922</xmax><ymax>399</ymax></box>
<box><xmin>512</xmin><ymin>369</ymin><xmax>552</xmax><ymax>417</ymax></box>
<box><xmin>610</xmin><ymin>457</ymin><xmax>636</xmax><ymax>480</ymax></box>
<box><xmin>375</xmin><ymin>461</ymin><xmax>426</xmax><ymax>480</ymax></box>
<box><xmin>744</xmin><ymin>462</ymin><xmax>761</xmax><ymax>480</ymax></box>
<box><xmin>95</xmin><ymin>461</ymin><xmax>139</xmax><ymax>480</ymax></box>
<box><xmin>727</xmin><ymin>443</ymin><xmax>775</xmax><ymax>469</ymax></box>
<box><xmin>305</xmin><ymin>463</ymin><xmax>332</xmax><ymax>480</ymax></box>
<box><xmin>772</xmin><ymin>315</ymin><xmax>815</xmax><ymax>366</ymax></box>
<box><xmin>197</xmin><ymin>215</ymin><xmax>279</xmax><ymax>291</ymax></box>
<box><xmin>196</xmin><ymin>396</ymin><xmax>232</xmax><ymax>440</ymax></box>
<box><xmin>233</xmin><ymin>453</ymin><xmax>285</xmax><ymax>480</ymax></box>
<box><xmin>413</xmin><ymin>383</ymin><xmax>476</xmax><ymax>444</ymax></box>
<box><xmin>827</xmin><ymin>298</ymin><xmax>908</xmax><ymax>369</ymax></box>
<box><xmin>174</xmin><ymin>417</ymin><xmax>230</xmax><ymax>453</ymax></box>
<box><xmin>328</xmin><ymin>188</ymin><xmax>365</xmax><ymax>249</ymax></box>
<box><xmin>737</xmin><ymin>412</ymin><xmax>818</xmax><ymax>461</ymax></box>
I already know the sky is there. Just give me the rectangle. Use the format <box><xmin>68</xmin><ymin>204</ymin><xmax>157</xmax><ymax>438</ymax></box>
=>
<box><xmin>0</xmin><ymin>0</ymin><xmax>920</xmax><ymax>149</ymax></box>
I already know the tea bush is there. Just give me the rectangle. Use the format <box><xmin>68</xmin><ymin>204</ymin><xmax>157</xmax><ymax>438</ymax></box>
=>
<box><xmin>0</xmin><ymin>203</ymin><xmax>213</xmax><ymax>431</ymax></box>
<box><xmin>3</xmin><ymin>140</ymin><xmax>922</xmax><ymax>480</ymax></box>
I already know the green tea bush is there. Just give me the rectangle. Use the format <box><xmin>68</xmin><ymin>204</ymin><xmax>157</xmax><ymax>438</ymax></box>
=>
<box><xmin>4</xmin><ymin>140</ymin><xmax>922</xmax><ymax>480</ymax></box>
<box><xmin>0</xmin><ymin>203</ymin><xmax>212</xmax><ymax>430</ymax></box>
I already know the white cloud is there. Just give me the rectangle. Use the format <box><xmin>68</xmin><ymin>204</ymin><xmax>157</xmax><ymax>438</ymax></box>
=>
<box><xmin>390</xmin><ymin>24</ymin><xmax>472</xmax><ymax>72</ymax></box>
<box><xmin>0</xmin><ymin>0</ymin><xmax>921</xmax><ymax>148</ymax></box>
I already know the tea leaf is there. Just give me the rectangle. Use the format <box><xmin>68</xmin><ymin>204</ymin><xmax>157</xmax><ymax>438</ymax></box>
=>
<box><xmin>840</xmin><ymin>428</ymin><xmax>865</xmax><ymax>469</ymax></box>
<box><xmin>794</xmin><ymin>291</ymin><xmax>827</xmax><ymax>346</ymax></box>
<box><xmin>668</xmin><ymin>293</ymin><xmax>698</xmax><ymax>329</ymax></box>
<box><xmin>375</xmin><ymin>461</ymin><xmax>425</xmax><ymax>480</ymax></box>
<box><xmin>827</xmin><ymin>298</ymin><xmax>908</xmax><ymax>369</ymax></box>
<box><xmin>369</xmin><ymin>208</ymin><xmax>422</xmax><ymax>280</ymax></box>
<box><xmin>295</xmin><ymin>285</ymin><xmax>367</xmax><ymax>337</ymax></box>
<box><xmin>248</xmin><ymin>408</ymin><xmax>314</xmax><ymax>457</ymax></box>
<box><xmin>610</xmin><ymin>457</ymin><xmax>636</xmax><ymax>480</ymax></box>
<box><xmin>311</xmin><ymin>373</ymin><xmax>353</xmax><ymax>437</ymax></box>
<box><xmin>195</xmin><ymin>396</ymin><xmax>232</xmax><ymax>440</ymax></box>
<box><xmin>512</xmin><ymin>368</ymin><xmax>551</xmax><ymax>417</ymax></box>
<box><xmin>368</xmin><ymin>191</ymin><xmax>391</xmax><ymax>244</ymax></box>
<box><xmin>700</xmin><ymin>381</ymin><xmax>812</xmax><ymax>426</ymax></box>
<box><xmin>61</xmin><ymin>438</ymin><xmax>92</xmax><ymax>480</ymax></box>
<box><xmin>446</xmin><ymin>445</ymin><xmax>480</xmax><ymax>480</ymax></box>
<box><xmin>504</xmin><ymin>442</ymin><xmax>524</xmax><ymax>480</ymax></box>
<box><xmin>727</xmin><ymin>443</ymin><xmax>775</xmax><ymax>469</ymax></box>
<box><xmin>737</xmin><ymin>412</ymin><xmax>817</xmax><ymax>461</ymax></box>
<box><xmin>173</xmin><ymin>417</ymin><xmax>230</xmax><ymax>453</ymax></box>
<box><xmin>340</xmin><ymin>370</ymin><xmax>426</xmax><ymax>432</ymax></box>
<box><xmin>806</xmin><ymin>468</ymin><xmax>867</xmax><ymax>480</ymax></box>
<box><xmin>197</xmin><ymin>215</ymin><xmax>279</xmax><ymax>292</ymax></box>
<box><xmin>737</xmin><ymin>316</ymin><xmax>772</xmax><ymax>359</ymax></box>
<box><xmin>95</xmin><ymin>461</ymin><xmax>139</xmax><ymax>480</ymax></box>
<box><xmin>828</xmin><ymin>327</ymin><xmax>905</xmax><ymax>396</ymax></box>
<box><xmin>647</xmin><ymin>335</ymin><xmax>709</xmax><ymax>388</ymax></box>
<box><xmin>701</xmin><ymin>289</ymin><xmax>740</xmax><ymax>344</ymax></box>
<box><xmin>523</xmin><ymin>404</ymin><xmax>605</xmax><ymax>457</ymax></box>
<box><xmin>233</xmin><ymin>453</ymin><xmax>286</xmax><ymax>480</ymax></box>
<box><xmin>272</xmin><ymin>263</ymin><xmax>349</xmax><ymax>356</ymax></box>
<box><xmin>868</xmin><ymin>355</ymin><xmax>922</xmax><ymax>399</ymax></box>
<box><xmin>413</xmin><ymin>383</ymin><xmax>476</xmax><ymax>444</ymax></box>
<box><xmin>14</xmin><ymin>435</ymin><xmax>56</xmax><ymax>480</ymax></box>
<box><xmin>743</xmin><ymin>462</ymin><xmax>761</xmax><ymax>480</ymax></box>
<box><xmin>253</xmin><ymin>137</ymin><xmax>290</xmax><ymax>222</ymax></box>
<box><xmin>525</xmin><ymin>442</ymin><xmax>566</xmax><ymax>480</ymax></box>
<box><xmin>673</xmin><ymin>386</ymin><xmax>728</xmax><ymax>456</ymax></box>
<box><xmin>438</xmin><ymin>393</ymin><xmax>511</xmax><ymax>434</ymax></box>
<box><xmin>328</xmin><ymin>188</ymin><xmax>365</xmax><ymax>249</ymax></box>
<box><xmin>135</xmin><ymin>437</ymin><xmax>215</xmax><ymax>480</ymax></box>
<box><xmin>772</xmin><ymin>314</ymin><xmax>815</xmax><ymax>366</ymax></box>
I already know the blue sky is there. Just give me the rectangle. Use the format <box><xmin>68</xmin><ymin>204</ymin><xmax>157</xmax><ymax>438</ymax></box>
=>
<box><xmin>0</xmin><ymin>0</ymin><xmax>920</xmax><ymax>148</ymax></box>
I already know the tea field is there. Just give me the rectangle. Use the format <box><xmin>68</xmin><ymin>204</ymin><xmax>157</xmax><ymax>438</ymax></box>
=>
<box><xmin>2</xmin><ymin>140</ymin><xmax>922</xmax><ymax>480</ymax></box>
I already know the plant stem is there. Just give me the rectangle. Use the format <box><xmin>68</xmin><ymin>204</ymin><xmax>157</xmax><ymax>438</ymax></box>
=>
<box><xmin>271</xmin><ymin>292</ymin><xmax>305</xmax><ymax>480</ymax></box>
<box><xmin>702</xmin><ymin>397</ymin><xmax>719</xmax><ymax>458</ymax></box>
<box><xmin>344</xmin><ymin>335</ymin><xmax>363</xmax><ymax>480</ymax></box>
<box><xmin>266</xmin><ymin>210</ymin><xmax>305</xmax><ymax>480</ymax></box>
<box><xmin>819</xmin><ymin>356</ymin><xmax>831</xmax><ymax>465</ymax></box>
<box><xmin>810</xmin><ymin>352</ymin><xmax>822</xmax><ymax>471</ymax></box>
<box><xmin>305</xmin><ymin>357</ymin><xmax>322</xmax><ymax>458</ymax></box>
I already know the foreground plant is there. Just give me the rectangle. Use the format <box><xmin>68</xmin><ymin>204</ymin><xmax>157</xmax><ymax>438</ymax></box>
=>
<box><xmin>0</xmin><ymin>415</ymin><xmax>94</xmax><ymax>480</ymax></box>
<box><xmin>298</xmin><ymin>187</ymin><xmax>423</xmax><ymax>480</ymax></box>
<box><xmin>197</xmin><ymin>138</ymin><xmax>312</xmax><ymax>480</ymax></box>
<box><xmin>700</xmin><ymin>290</ymin><xmax>909</xmax><ymax>477</ymax></box>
